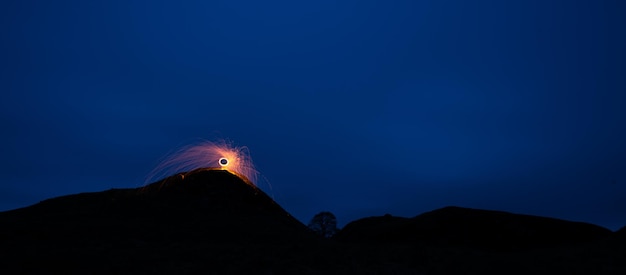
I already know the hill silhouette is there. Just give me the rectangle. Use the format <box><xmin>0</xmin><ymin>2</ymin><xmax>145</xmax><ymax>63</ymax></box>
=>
<box><xmin>0</xmin><ymin>169</ymin><xmax>311</xmax><ymax>243</ymax></box>
<box><xmin>1</xmin><ymin>170</ymin><xmax>625</xmax><ymax>274</ymax></box>
<box><xmin>336</xmin><ymin>206</ymin><xmax>612</xmax><ymax>250</ymax></box>
<box><xmin>0</xmin><ymin>169</ymin><xmax>318</xmax><ymax>273</ymax></box>
<box><xmin>618</xmin><ymin>225</ymin><xmax>626</xmax><ymax>236</ymax></box>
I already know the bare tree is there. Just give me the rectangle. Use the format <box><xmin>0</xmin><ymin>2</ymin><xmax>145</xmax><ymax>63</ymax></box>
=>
<box><xmin>308</xmin><ymin>211</ymin><xmax>338</xmax><ymax>238</ymax></box>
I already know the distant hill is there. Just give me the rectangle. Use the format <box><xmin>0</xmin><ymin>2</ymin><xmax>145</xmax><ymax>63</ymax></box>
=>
<box><xmin>336</xmin><ymin>206</ymin><xmax>612</xmax><ymax>250</ymax></box>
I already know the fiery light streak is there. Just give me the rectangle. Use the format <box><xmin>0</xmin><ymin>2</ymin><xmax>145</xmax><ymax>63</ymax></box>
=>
<box><xmin>146</xmin><ymin>139</ymin><xmax>259</xmax><ymax>186</ymax></box>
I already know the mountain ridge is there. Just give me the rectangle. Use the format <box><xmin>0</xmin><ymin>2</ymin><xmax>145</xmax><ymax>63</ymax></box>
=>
<box><xmin>336</xmin><ymin>206</ymin><xmax>612</xmax><ymax>250</ymax></box>
<box><xmin>1</xmin><ymin>170</ymin><xmax>624</xmax><ymax>274</ymax></box>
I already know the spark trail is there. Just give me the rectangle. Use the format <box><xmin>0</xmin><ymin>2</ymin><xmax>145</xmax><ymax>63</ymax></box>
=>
<box><xmin>146</xmin><ymin>139</ymin><xmax>259</xmax><ymax>186</ymax></box>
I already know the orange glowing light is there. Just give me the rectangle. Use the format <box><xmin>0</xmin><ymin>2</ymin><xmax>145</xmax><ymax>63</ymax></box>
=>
<box><xmin>146</xmin><ymin>139</ymin><xmax>258</xmax><ymax>186</ymax></box>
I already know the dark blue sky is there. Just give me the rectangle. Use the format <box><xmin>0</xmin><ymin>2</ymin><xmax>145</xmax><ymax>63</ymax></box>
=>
<box><xmin>2</xmin><ymin>0</ymin><xmax>625</xmax><ymax>230</ymax></box>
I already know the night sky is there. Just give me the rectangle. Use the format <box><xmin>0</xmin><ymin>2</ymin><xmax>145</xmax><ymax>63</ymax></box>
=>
<box><xmin>2</xmin><ymin>0</ymin><xmax>625</xmax><ymax>230</ymax></box>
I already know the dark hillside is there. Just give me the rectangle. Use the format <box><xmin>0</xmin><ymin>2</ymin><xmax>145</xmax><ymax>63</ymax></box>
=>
<box><xmin>0</xmin><ymin>173</ymin><xmax>624</xmax><ymax>274</ymax></box>
<box><xmin>0</xmin><ymin>169</ymin><xmax>316</xmax><ymax>273</ymax></box>
<box><xmin>337</xmin><ymin>206</ymin><xmax>611</xmax><ymax>250</ymax></box>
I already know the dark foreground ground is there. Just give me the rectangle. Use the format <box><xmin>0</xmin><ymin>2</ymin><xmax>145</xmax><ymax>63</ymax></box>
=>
<box><xmin>1</xmin><ymin>170</ymin><xmax>625</xmax><ymax>274</ymax></box>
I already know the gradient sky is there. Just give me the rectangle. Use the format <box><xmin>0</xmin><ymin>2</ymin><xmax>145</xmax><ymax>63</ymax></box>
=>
<box><xmin>2</xmin><ymin>0</ymin><xmax>625</xmax><ymax>230</ymax></box>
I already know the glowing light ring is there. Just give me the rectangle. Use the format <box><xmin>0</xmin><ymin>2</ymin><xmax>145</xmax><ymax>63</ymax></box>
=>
<box><xmin>219</xmin><ymin>158</ymin><xmax>229</xmax><ymax>167</ymax></box>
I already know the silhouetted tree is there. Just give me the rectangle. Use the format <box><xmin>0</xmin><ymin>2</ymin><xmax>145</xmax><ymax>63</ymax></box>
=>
<box><xmin>308</xmin><ymin>211</ymin><xmax>338</xmax><ymax>238</ymax></box>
